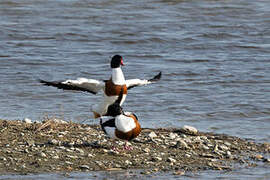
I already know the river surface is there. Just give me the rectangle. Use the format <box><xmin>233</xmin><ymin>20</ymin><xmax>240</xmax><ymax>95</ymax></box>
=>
<box><xmin>0</xmin><ymin>0</ymin><xmax>270</xmax><ymax>179</ymax></box>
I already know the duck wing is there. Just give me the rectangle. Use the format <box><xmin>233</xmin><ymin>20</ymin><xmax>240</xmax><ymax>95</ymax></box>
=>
<box><xmin>126</xmin><ymin>72</ymin><xmax>162</xmax><ymax>90</ymax></box>
<box><xmin>39</xmin><ymin>78</ymin><xmax>105</xmax><ymax>94</ymax></box>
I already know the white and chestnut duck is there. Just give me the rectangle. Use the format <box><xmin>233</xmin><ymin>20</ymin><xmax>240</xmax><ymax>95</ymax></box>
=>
<box><xmin>100</xmin><ymin>88</ymin><xmax>141</xmax><ymax>150</ymax></box>
<box><xmin>40</xmin><ymin>55</ymin><xmax>161</xmax><ymax>118</ymax></box>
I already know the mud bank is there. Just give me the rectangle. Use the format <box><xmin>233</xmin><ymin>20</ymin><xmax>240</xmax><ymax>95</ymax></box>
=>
<box><xmin>0</xmin><ymin>119</ymin><xmax>269</xmax><ymax>175</ymax></box>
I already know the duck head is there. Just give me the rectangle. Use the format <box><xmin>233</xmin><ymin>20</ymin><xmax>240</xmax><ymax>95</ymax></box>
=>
<box><xmin>111</xmin><ymin>55</ymin><xmax>124</xmax><ymax>68</ymax></box>
<box><xmin>107</xmin><ymin>103</ymin><xmax>123</xmax><ymax>117</ymax></box>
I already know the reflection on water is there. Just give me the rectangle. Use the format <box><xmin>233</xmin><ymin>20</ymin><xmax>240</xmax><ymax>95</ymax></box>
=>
<box><xmin>0</xmin><ymin>0</ymin><xmax>270</xmax><ymax>179</ymax></box>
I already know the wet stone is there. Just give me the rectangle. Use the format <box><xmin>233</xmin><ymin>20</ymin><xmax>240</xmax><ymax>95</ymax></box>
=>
<box><xmin>169</xmin><ymin>133</ymin><xmax>178</xmax><ymax>139</ymax></box>
<box><xmin>175</xmin><ymin>140</ymin><xmax>189</xmax><ymax>149</ymax></box>
<box><xmin>224</xmin><ymin>141</ymin><xmax>232</xmax><ymax>147</ymax></box>
<box><xmin>48</xmin><ymin>139</ymin><xmax>59</xmax><ymax>145</ymax></box>
<box><xmin>125</xmin><ymin>160</ymin><xmax>132</xmax><ymax>165</ymax></box>
<box><xmin>254</xmin><ymin>154</ymin><xmax>264</xmax><ymax>160</ymax></box>
<box><xmin>52</xmin><ymin>155</ymin><xmax>59</xmax><ymax>159</ymax></box>
<box><xmin>65</xmin><ymin>161</ymin><xmax>73</xmax><ymax>165</ymax></box>
<box><xmin>185</xmin><ymin>154</ymin><xmax>191</xmax><ymax>158</ymax></box>
<box><xmin>201</xmin><ymin>144</ymin><xmax>210</xmax><ymax>150</ymax></box>
<box><xmin>79</xmin><ymin>165</ymin><xmax>90</xmax><ymax>170</ymax></box>
<box><xmin>151</xmin><ymin>157</ymin><xmax>162</xmax><ymax>162</ymax></box>
<box><xmin>181</xmin><ymin>125</ymin><xmax>198</xmax><ymax>135</ymax></box>
<box><xmin>75</xmin><ymin>148</ymin><xmax>84</xmax><ymax>154</ymax></box>
<box><xmin>0</xmin><ymin>157</ymin><xmax>7</xmax><ymax>161</ymax></box>
<box><xmin>167</xmin><ymin>157</ymin><xmax>176</xmax><ymax>163</ymax></box>
<box><xmin>219</xmin><ymin>144</ymin><xmax>229</xmax><ymax>151</ymax></box>
<box><xmin>23</xmin><ymin>118</ymin><xmax>32</xmax><ymax>124</ymax></box>
<box><xmin>38</xmin><ymin>152</ymin><xmax>47</xmax><ymax>158</ymax></box>
<box><xmin>148</xmin><ymin>132</ymin><xmax>158</xmax><ymax>138</ymax></box>
<box><xmin>143</xmin><ymin>147</ymin><xmax>151</xmax><ymax>153</ymax></box>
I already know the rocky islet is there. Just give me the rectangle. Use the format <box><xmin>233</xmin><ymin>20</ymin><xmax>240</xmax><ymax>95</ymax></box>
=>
<box><xmin>0</xmin><ymin>119</ymin><xmax>269</xmax><ymax>175</ymax></box>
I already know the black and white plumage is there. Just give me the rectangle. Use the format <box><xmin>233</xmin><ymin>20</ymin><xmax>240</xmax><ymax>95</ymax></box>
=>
<box><xmin>100</xmin><ymin>88</ymin><xmax>141</xmax><ymax>143</ymax></box>
<box><xmin>39</xmin><ymin>55</ymin><xmax>162</xmax><ymax>118</ymax></box>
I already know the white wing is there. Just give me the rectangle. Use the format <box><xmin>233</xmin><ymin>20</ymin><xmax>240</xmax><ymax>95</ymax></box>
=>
<box><xmin>40</xmin><ymin>78</ymin><xmax>105</xmax><ymax>94</ymax></box>
<box><xmin>125</xmin><ymin>72</ymin><xmax>162</xmax><ymax>89</ymax></box>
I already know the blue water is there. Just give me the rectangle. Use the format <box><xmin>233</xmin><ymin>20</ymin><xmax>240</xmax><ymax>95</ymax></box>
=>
<box><xmin>0</xmin><ymin>0</ymin><xmax>270</xmax><ymax>178</ymax></box>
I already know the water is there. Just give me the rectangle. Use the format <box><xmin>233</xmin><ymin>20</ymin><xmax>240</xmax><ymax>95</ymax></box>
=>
<box><xmin>0</xmin><ymin>0</ymin><xmax>270</xmax><ymax>178</ymax></box>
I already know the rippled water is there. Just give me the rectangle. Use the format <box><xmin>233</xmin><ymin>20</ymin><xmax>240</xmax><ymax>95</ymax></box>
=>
<box><xmin>1</xmin><ymin>0</ymin><xmax>270</xmax><ymax>178</ymax></box>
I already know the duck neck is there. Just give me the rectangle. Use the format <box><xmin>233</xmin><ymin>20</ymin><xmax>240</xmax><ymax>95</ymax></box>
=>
<box><xmin>112</xmin><ymin>67</ymin><xmax>125</xmax><ymax>85</ymax></box>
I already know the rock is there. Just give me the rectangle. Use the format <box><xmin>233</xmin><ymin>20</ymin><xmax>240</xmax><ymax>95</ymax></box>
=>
<box><xmin>226</xmin><ymin>151</ymin><xmax>232</xmax><ymax>157</ymax></box>
<box><xmin>263</xmin><ymin>158</ymin><xmax>270</xmax><ymax>163</ymax></box>
<box><xmin>66</xmin><ymin>155</ymin><xmax>78</xmax><ymax>159</ymax></box>
<box><xmin>185</xmin><ymin>154</ymin><xmax>191</xmax><ymax>158</ymax></box>
<box><xmin>152</xmin><ymin>157</ymin><xmax>162</xmax><ymax>161</ymax></box>
<box><xmin>0</xmin><ymin>157</ymin><xmax>7</xmax><ymax>161</ymax></box>
<box><xmin>143</xmin><ymin>147</ymin><xmax>151</xmax><ymax>153</ymax></box>
<box><xmin>148</xmin><ymin>132</ymin><xmax>157</xmax><ymax>138</ymax></box>
<box><xmin>48</xmin><ymin>139</ymin><xmax>59</xmax><ymax>145</ymax></box>
<box><xmin>67</xmin><ymin>142</ymin><xmax>75</xmax><ymax>147</ymax></box>
<box><xmin>75</xmin><ymin>148</ymin><xmax>84</xmax><ymax>154</ymax></box>
<box><xmin>95</xmin><ymin>161</ymin><xmax>103</xmax><ymax>166</ymax></box>
<box><xmin>52</xmin><ymin>118</ymin><xmax>67</xmax><ymax>124</ymax></box>
<box><xmin>200</xmin><ymin>136</ymin><xmax>208</xmax><ymax>141</ymax></box>
<box><xmin>58</xmin><ymin>146</ymin><xmax>66</xmax><ymax>150</ymax></box>
<box><xmin>224</xmin><ymin>141</ymin><xmax>232</xmax><ymax>147</ymax></box>
<box><xmin>173</xmin><ymin>170</ymin><xmax>185</xmax><ymax>175</ymax></box>
<box><xmin>175</xmin><ymin>140</ymin><xmax>189</xmax><ymax>149</ymax></box>
<box><xmin>219</xmin><ymin>145</ymin><xmax>229</xmax><ymax>151</ymax></box>
<box><xmin>65</xmin><ymin>148</ymin><xmax>73</xmax><ymax>152</ymax></box>
<box><xmin>254</xmin><ymin>154</ymin><xmax>264</xmax><ymax>160</ymax></box>
<box><xmin>141</xmin><ymin>170</ymin><xmax>151</xmax><ymax>175</ymax></box>
<box><xmin>201</xmin><ymin>153</ymin><xmax>215</xmax><ymax>158</ymax></box>
<box><xmin>38</xmin><ymin>152</ymin><xmax>47</xmax><ymax>158</ymax></box>
<box><xmin>80</xmin><ymin>165</ymin><xmax>90</xmax><ymax>170</ymax></box>
<box><xmin>181</xmin><ymin>125</ymin><xmax>198</xmax><ymax>135</ymax></box>
<box><xmin>22</xmin><ymin>148</ymin><xmax>29</xmax><ymax>153</ymax></box>
<box><xmin>87</xmin><ymin>153</ymin><xmax>94</xmax><ymax>158</ymax></box>
<box><xmin>169</xmin><ymin>133</ymin><xmax>177</xmax><ymax>139</ymax></box>
<box><xmin>214</xmin><ymin>144</ymin><xmax>219</xmax><ymax>152</ymax></box>
<box><xmin>52</xmin><ymin>155</ymin><xmax>59</xmax><ymax>159</ymax></box>
<box><xmin>179</xmin><ymin>134</ymin><xmax>187</xmax><ymax>138</ymax></box>
<box><xmin>201</xmin><ymin>144</ymin><xmax>210</xmax><ymax>150</ymax></box>
<box><xmin>167</xmin><ymin>157</ymin><xmax>176</xmax><ymax>163</ymax></box>
<box><xmin>26</xmin><ymin>140</ymin><xmax>35</xmax><ymax>146</ymax></box>
<box><xmin>125</xmin><ymin>160</ymin><xmax>132</xmax><ymax>165</ymax></box>
<box><xmin>194</xmin><ymin>136</ymin><xmax>202</xmax><ymax>143</ymax></box>
<box><xmin>65</xmin><ymin>161</ymin><xmax>73</xmax><ymax>165</ymax></box>
<box><xmin>23</xmin><ymin>118</ymin><xmax>32</xmax><ymax>124</ymax></box>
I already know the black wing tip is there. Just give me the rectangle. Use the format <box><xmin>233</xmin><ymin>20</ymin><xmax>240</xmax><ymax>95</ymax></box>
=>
<box><xmin>39</xmin><ymin>79</ymin><xmax>97</xmax><ymax>94</ymax></box>
<box><xmin>39</xmin><ymin>79</ymin><xmax>58</xmax><ymax>86</ymax></box>
<box><xmin>39</xmin><ymin>79</ymin><xmax>45</xmax><ymax>83</ymax></box>
<box><xmin>149</xmin><ymin>71</ymin><xmax>162</xmax><ymax>82</ymax></box>
<box><xmin>39</xmin><ymin>79</ymin><xmax>51</xmax><ymax>85</ymax></box>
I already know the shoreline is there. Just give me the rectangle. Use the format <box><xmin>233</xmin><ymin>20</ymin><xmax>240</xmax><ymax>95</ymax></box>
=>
<box><xmin>0</xmin><ymin>119</ymin><xmax>269</xmax><ymax>175</ymax></box>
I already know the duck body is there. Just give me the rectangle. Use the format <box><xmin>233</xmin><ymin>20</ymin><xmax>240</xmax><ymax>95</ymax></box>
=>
<box><xmin>92</xmin><ymin>67</ymin><xmax>128</xmax><ymax>117</ymax></box>
<box><xmin>100</xmin><ymin>112</ymin><xmax>141</xmax><ymax>141</ymax></box>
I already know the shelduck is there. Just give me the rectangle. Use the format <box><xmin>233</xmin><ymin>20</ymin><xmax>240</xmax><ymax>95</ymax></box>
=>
<box><xmin>100</xmin><ymin>88</ymin><xmax>141</xmax><ymax>150</ymax></box>
<box><xmin>40</xmin><ymin>55</ymin><xmax>161</xmax><ymax>118</ymax></box>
